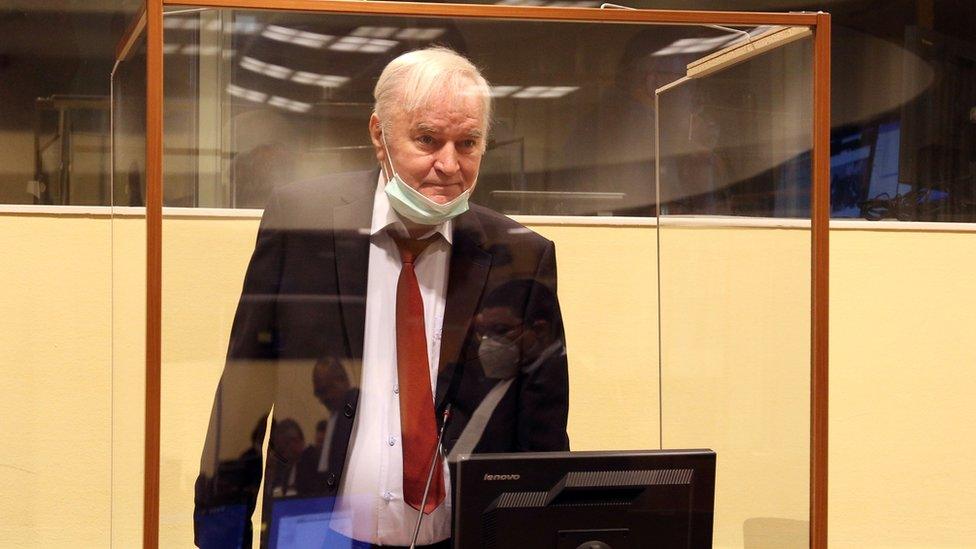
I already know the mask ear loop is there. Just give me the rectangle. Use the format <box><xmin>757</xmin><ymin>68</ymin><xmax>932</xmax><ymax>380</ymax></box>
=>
<box><xmin>379</xmin><ymin>124</ymin><xmax>399</xmax><ymax>183</ymax></box>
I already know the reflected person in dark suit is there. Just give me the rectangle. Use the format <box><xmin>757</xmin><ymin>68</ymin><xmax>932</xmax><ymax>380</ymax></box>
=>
<box><xmin>450</xmin><ymin>279</ymin><xmax>566</xmax><ymax>458</ymax></box>
<box><xmin>267</xmin><ymin>419</ymin><xmax>307</xmax><ymax>497</ymax></box>
<box><xmin>295</xmin><ymin>357</ymin><xmax>358</xmax><ymax>496</ymax></box>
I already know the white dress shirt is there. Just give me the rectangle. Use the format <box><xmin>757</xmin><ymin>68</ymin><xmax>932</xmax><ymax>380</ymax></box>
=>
<box><xmin>330</xmin><ymin>174</ymin><xmax>454</xmax><ymax>545</ymax></box>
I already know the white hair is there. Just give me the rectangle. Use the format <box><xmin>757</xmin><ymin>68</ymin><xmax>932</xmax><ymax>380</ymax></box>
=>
<box><xmin>373</xmin><ymin>46</ymin><xmax>492</xmax><ymax>135</ymax></box>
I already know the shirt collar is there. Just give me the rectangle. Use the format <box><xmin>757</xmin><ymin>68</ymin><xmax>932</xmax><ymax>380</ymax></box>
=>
<box><xmin>370</xmin><ymin>170</ymin><xmax>453</xmax><ymax>244</ymax></box>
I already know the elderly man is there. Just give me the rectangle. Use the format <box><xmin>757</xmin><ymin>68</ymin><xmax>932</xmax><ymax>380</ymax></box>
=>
<box><xmin>195</xmin><ymin>46</ymin><xmax>569</xmax><ymax>549</ymax></box>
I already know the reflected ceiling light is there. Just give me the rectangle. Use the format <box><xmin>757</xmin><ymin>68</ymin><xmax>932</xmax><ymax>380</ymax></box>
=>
<box><xmin>292</xmin><ymin>71</ymin><xmax>350</xmax><ymax>88</ymax></box>
<box><xmin>207</xmin><ymin>19</ymin><xmax>261</xmax><ymax>34</ymax></box>
<box><xmin>329</xmin><ymin>36</ymin><xmax>398</xmax><ymax>53</ymax></box>
<box><xmin>489</xmin><ymin>85</ymin><xmax>522</xmax><ymax>98</ymax></box>
<box><xmin>268</xmin><ymin>96</ymin><xmax>312</xmax><ymax>113</ymax></box>
<box><xmin>652</xmin><ymin>35</ymin><xmax>738</xmax><ymax>56</ymax></box>
<box><xmin>227</xmin><ymin>84</ymin><xmax>268</xmax><ymax>103</ymax></box>
<box><xmin>164</xmin><ymin>43</ymin><xmax>236</xmax><ymax>57</ymax></box>
<box><xmin>181</xmin><ymin>45</ymin><xmax>222</xmax><ymax>56</ymax></box>
<box><xmin>163</xmin><ymin>17</ymin><xmax>198</xmax><ymax>30</ymax></box>
<box><xmin>163</xmin><ymin>17</ymin><xmax>261</xmax><ymax>34</ymax></box>
<box><xmin>227</xmin><ymin>85</ymin><xmax>312</xmax><ymax>113</ymax></box>
<box><xmin>351</xmin><ymin>26</ymin><xmax>398</xmax><ymax>38</ymax></box>
<box><xmin>395</xmin><ymin>27</ymin><xmax>446</xmax><ymax>41</ymax></box>
<box><xmin>652</xmin><ymin>26</ymin><xmax>773</xmax><ymax>57</ymax></box>
<box><xmin>511</xmin><ymin>86</ymin><xmax>579</xmax><ymax>98</ymax></box>
<box><xmin>240</xmin><ymin>56</ymin><xmax>293</xmax><ymax>80</ymax></box>
<box><xmin>261</xmin><ymin>25</ymin><xmax>334</xmax><ymax>49</ymax></box>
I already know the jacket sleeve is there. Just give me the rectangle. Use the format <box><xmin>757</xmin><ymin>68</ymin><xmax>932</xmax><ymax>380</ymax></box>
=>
<box><xmin>194</xmin><ymin>189</ymin><xmax>285</xmax><ymax>548</ymax></box>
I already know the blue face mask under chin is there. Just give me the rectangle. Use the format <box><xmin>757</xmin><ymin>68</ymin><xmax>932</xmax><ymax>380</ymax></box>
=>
<box><xmin>381</xmin><ymin>131</ymin><xmax>473</xmax><ymax>226</ymax></box>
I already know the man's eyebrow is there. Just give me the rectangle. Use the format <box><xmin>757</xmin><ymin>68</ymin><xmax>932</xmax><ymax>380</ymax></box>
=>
<box><xmin>413</xmin><ymin>123</ymin><xmax>484</xmax><ymax>140</ymax></box>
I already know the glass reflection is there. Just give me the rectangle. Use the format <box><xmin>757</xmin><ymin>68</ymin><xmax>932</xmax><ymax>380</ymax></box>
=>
<box><xmin>160</xmin><ymin>10</ymin><xmax>809</xmax><ymax>216</ymax></box>
<box><xmin>656</xmin><ymin>31</ymin><xmax>814</xmax><ymax>549</ymax></box>
<box><xmin>191</xmin><ymin>44</ymin><xmax>570</xmax><ymax>548</ymax></box>
<box><xmin>159</xmin><ymin>9</ymin><xmax>818</xmax><ymax>549</ymax></box>
<box><xmin>114</xmin><ymin>40</ymin><xmax>147</xmax><ymax>207</ymax></box>
<box><xmin>656</xmin><ymin>31</ymin><xmax>813</xmax><ymax>217</ymax></box>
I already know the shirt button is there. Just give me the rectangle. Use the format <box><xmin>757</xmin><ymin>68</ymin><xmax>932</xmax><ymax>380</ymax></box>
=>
<box><xmin>393</xmin><ymin>384</ymin><xmax>399</xmax><ymax>395</ymax></box>
<box><xmin>383</xmin><ymin>491</ymin><xmax>394</xmax><ymax>502</ymax></box>
<box><xmin>388</xmin><ymin>435</ymin><xmax>397</xmax><ymax>446</ymax></box>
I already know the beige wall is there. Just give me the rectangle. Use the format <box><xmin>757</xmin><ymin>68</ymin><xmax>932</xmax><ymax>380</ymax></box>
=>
<box><xmin>1</xmin><ymin>212</ymin><xmax>974</xmax><ymax>547</ymax></box>
<box><xmin>658</xmin><ymin>225</ymin><xmax>812</xmax><ymax>548</ymax></box>
<box><xmin>0</xmin><ymin>213</ymin><xmax>113</xmax><ymax>547</ymax></box>
<box><xmin>829</xmin><ymin>228</ymin><xmax>976</xmax><ymax>548</ymax></box>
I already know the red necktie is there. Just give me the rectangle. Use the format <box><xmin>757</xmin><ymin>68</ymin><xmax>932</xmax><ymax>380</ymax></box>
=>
<box><xmin>392</xmin><ymin>234</ymin><xmax>445</xmax><ymax>514</ymax></box>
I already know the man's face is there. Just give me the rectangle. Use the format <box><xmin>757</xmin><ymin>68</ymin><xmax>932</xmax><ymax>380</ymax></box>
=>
<box><xmin>370</xmin><ymin>85</ymin><xmax>486</xmax><ymax>204</ymax></box>
<box><xmin>313</xmin><ymin>362</ymin><xmax>350</xmax><ymax>413</ymax></box>
<box><xmin>273</xmin><ymin>427</ymin><xmax>305</xmax><ymax>463</ymax></box>
<box><xmin>475</xmin><ymin>306</ymin><xmax>523</xmax><ymax>344</ymax></box>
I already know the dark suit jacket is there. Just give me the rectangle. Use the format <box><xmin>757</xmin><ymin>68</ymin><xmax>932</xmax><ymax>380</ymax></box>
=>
<box><xmin>194</xmin><ymin>170</ymin><xmax>569</xmax><ymax>547</ymax></box>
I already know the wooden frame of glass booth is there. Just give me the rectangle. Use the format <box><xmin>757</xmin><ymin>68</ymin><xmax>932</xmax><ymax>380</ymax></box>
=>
<box><xmin>116</xmin><ymin>2</ymin><xmax>830</xmax><ymax>546</ymax></box>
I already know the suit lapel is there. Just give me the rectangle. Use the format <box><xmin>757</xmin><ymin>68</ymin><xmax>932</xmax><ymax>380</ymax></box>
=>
<box><xmin>435</xmin><ymin>210</ymin><xmax>491</xmax><ymax>412</ymax></box>
<box><xmin>333</xmin><ymin>174</ymin><xmax>375</xmax><ymax>359</ymax></box>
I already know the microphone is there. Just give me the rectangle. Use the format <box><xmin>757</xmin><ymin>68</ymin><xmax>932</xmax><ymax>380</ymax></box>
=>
<box><xmin>409</xmin><ymin>403</ymin><xmax>452</xmax><ymax>549</ymax></box>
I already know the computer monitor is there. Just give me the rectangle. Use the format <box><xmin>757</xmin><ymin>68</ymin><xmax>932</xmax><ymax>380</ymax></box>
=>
<box><xmin>267</xmin><ymin>496</ymin><xmax>333</xmax><ymax>549</ymax></box>
<box><xmin>454</xmin><ymin>449</ymin><xmax>716</xmax><ymax>549</ymax></box>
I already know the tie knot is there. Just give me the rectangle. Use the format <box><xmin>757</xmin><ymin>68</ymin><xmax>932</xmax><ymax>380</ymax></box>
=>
<box><xmin>391</xmin><ymin>232</ymin><xmax>433</xmax><ymax>264</ymax></box>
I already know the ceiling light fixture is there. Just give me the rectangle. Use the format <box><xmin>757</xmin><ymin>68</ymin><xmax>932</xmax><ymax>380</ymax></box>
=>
<box><xmin>489</xmin><ymin>85</ymin><xmax>522</xmax><ymax>98</ymax></box>
<box><xmin>329</xmin><ymin>36</ymin><xmax>398</xmax><ymax>53</ymax></box>
<box><xmin>261</xmin><ymin>25</ymin><xmax>334</xmax><ymax>48</ymax></box>
<box><xmin>268</xmin><ymin>96</ymin><xmax>312</xmax><ymax>113</ymax></box>
<box><xmin>395</xmin><ymin>28</ymin><xmax>447</xmax><ymax>41</ymax></box>
<box><xmin>351</xmin><ymin>26</ymin><xmax>398</xmax><ymax>38</ymax></box>
<box><xmin>291</xmin><ymin>71</ymin><xmax>350</xmax><ymax>89</ymax></box>
<box><xmin>240</xmin><ymin>56</ymin><xmax>293</xmax><ymax>80</ymax></box>
<box><xmin>227</xmin><ymin>84</ymin><xmax>268</xmax><ymax>103</ymax></box>
<box><xmin>511</xmin><ymin>86</ymin><xmax>579</xmax><ymax>98</ymax></box>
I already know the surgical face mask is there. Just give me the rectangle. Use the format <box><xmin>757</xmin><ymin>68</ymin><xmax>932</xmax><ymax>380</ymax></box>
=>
<box><xmin>381</xmin><ymin>132</ymin><xmax>472</xmax><ymax>226</ymax></box>
<box><xmin>478</xmin><ymin>336</ymin><xmax>520</xmax><ymax>380</ymax></box>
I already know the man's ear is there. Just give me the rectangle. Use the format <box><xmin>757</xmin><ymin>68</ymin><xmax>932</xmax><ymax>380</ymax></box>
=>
<box><xmin>368</xmin><ymin>113</ymin><xmax>385</xmax><ymax>164</ymax></box>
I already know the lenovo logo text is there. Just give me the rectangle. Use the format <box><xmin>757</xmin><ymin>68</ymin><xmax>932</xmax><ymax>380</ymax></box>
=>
<box><xmin>483</xmin><ymin>473</ymin><xmax>521</xmax><ymax>481</ymax></box>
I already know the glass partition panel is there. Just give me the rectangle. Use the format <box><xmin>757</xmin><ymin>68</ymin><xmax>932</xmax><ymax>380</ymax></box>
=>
<box><xmin>112</xmin><ymin>30</ymin><xmax>149</xmax><ymax>547</ymax></box>
<box><xmin>657</xmin><ymin>29</ymin><xmax>814</xmax><ymax>548</ymax></box>
<box><xmin>115</xmin><ymin>37</ymin><xmax>148</xmax><ymax>207</ymax></box>
<box><xmin>155</xmin><ymin>9</ymin><xmax>781</xmax><ymax>216</ymax></box>
<box><xmin>159</xmin><ymin>7</ymin><xmax>815</xmax><ymax>548</ymax></box>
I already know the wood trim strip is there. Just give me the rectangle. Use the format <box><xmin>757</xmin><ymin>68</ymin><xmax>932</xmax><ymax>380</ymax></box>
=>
<box><xmin>144</xmin><ymin>0</ymin><xmax>163</xmax><ymax>547</ymax></box>
<box><xmin>686</xmin><ymin>25</ymin><xmax>812</xmax><ymax>79</ymax></box>
<box><xmin>161</xmin><ymin>0</ymin><xmax>819</xmax><ymax>26</ymax></box>
<box><xmin>810</xmin><ymin>12</ymin><xmax>831</xmax><ymax>549</ymax></box>
<box><xmin>116</xmin><ymin>8</ymin><xmax>147</xmax><ymax>62</ymax></box>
